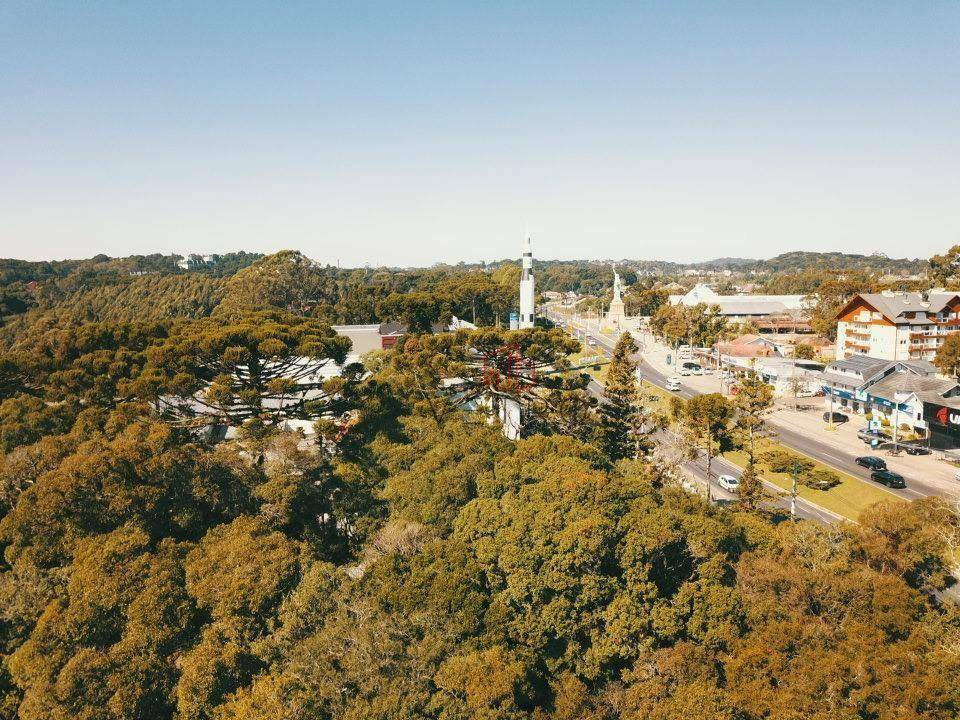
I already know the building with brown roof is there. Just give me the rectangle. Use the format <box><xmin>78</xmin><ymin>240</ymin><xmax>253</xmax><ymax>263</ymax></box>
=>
<box><xmin>834</xmin><ymin>291</ymin><xmax>960</xmax><ymax>362</ymax></box>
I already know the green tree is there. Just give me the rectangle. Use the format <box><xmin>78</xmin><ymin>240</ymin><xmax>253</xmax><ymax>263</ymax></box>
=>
<box><xmin>139</xmin><ymin>310</ymin><xmax>353</xmax><ymax>427</ymax></box>
<box><xmin>733</xmin><ymin>374</ymin><xmax>773</xmax><ymax>510</ymax></box>
<box><xmin>935</xmin><ymin>332</ymin><xmax>960</xmax><ymax>378</ymax></box>
<box><xmin>681</xmin><ymin>394</ymin><xmax>734</xmax><ymax>503</ymax></box>
<box><xmin>793</xmin><ymin>342</ymin><xmax>815</xmax><ymax>360</ymax></box>
<box><xmin>929</xmin><ymin>244</ymin><xmax>960</xmax><ymax>287</ymax></box>
<box><xmin>598</xmin><ymin>332</ymin><xmax>645</xmax><ymax>462</ymax></box>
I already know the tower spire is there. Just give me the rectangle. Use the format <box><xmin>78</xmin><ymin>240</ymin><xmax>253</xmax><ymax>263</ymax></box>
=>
<box><xmin>519</xmin><ymin>232</ymin><xmax>535</xmax><ymax>329</ymax></box>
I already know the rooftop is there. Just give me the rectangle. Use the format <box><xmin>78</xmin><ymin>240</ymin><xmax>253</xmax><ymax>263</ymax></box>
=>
<box><xmin>847</xmin><ymin>291</ymin><xmax>960</xmax><ymax>322</ymax></box>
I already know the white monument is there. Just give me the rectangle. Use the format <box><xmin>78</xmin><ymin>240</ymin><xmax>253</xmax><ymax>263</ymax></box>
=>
<box><xmin>604</xmin><ymin>264</ymin><xmax>627</xmax><ymax>330</ymax></box>
<box><xmin>519</xmin><ymin>234</ymin><xmax>535</xmax><ymax>329</ymax></box>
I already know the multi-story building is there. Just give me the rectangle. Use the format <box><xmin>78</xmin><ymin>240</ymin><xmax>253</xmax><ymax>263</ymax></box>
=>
<box><xmin>835</xmin><ymin>291</ymin><xmax>960</xmax><ymax>362</ymax></box>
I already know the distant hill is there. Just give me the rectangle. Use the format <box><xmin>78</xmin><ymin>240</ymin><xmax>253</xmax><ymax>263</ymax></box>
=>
<box><xmin>686</xmin><ymin>252</ymin><xmax>925</xmax><ymax>274</ymax></box>
<box><xmin>750</xmin><ymin>251</ymin><xmax>925</xmax><ymax>274</ymax></box>
<box><xmin>687</xmin><ymin>257</ymin><xmax>756</xmax><ymax>269</ymax></box>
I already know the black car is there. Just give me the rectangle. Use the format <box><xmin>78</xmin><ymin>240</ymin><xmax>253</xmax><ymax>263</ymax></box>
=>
<box><xmin>856</xmin><ymin>456</ymin><xmax>887</xmax><ymax>470</ymax></box>
<box><xmin>870</xmin><ymin>469</ymin><xmax>906</xmax><ymax>488</ymax></box>
<box><xmin>823</xmin><ymin>411</ymin><xmax>848</xmax><ymax>424</ymax></box>
<box><xmin>903</xmin><ymin>445</ymin><xmax>931</xmax><ymax>456</ymax></box>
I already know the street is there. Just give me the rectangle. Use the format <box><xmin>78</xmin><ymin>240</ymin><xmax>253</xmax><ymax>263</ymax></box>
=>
<box><xmin>579</xmin><ymin>350</ymin><xmax>841</xmax><ymax>523</ymax></box>
<box><xmin>548</xmin><ymin>308</ymin><xmax>945</xmax><ymax>520</ymax></box>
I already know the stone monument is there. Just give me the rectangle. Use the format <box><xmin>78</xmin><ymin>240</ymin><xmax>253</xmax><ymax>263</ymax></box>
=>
<box><xmin>604</xmin><ymin>264</ymin><xmax>627</xmax><ymax>330</ymax></box>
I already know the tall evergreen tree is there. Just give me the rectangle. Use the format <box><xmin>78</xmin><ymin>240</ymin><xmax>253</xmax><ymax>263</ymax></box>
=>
<box><xmin>733</xmin><ymin>373</ymin><xmax>774</xmax><ymax>509</ymax></box>
<box><xmin>598</xmin><ymin>332</ymin><xmax>645</xmax><ymax>461</ymax></box>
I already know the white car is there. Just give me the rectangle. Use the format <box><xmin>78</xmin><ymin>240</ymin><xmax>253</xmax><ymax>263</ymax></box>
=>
<box><xmin>717</xmin><ymin>474</ymin><xmax>740</xmax><ymax>492</ymax></box>
<box><xmin>587</xmin><ymin>337</ymin><xmax>597</xmax><ymax>347</ymax></box>
<box><xmin>665</xmin><ymin>376</ymin><xmax>682</xmax><ymax>391</ymax></box>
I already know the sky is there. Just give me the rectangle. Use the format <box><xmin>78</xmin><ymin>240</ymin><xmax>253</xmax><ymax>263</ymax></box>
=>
<box><xmin>1</xmin><ymin>1</ymin><xmax>959</xmax><ymax>267</ymax></box>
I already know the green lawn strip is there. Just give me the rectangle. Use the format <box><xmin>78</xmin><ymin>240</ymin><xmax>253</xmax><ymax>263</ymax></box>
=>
<box><xmin>721</xmin><ymin>439</ymin><xmax>904</xmax><ymax>521</ymax></box>
<box><xmin>568</xmin><ymin>344</ymin><xmax>609</xmax><ymax>383</ymax></box>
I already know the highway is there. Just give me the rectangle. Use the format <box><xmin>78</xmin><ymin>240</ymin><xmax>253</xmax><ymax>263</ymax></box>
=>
<box><xmin>549</xmin><ymin>309</ymin><xmax>928</xmax><ymax>516</ymax></box>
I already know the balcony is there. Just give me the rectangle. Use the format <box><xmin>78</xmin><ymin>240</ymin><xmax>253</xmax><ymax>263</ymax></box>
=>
<box><xmin>845</xmin><ymin>339</ymin><xmax>870</xmax><ymax>351</ymax></box>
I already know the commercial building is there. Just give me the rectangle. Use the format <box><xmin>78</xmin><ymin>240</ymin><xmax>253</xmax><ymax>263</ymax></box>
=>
<box><xmin>834</xmin><ymin>291</ymin><xmax>960</xmax><ymax>362</ymax></box>
<box><xmin>669</xmin><ymin>283</ymin><xmax>812</xmax><ymax>331</ymax></box>
<box><xmin>818</xmin><ymin>354</ymin><xmax>960</xmax><ymax>447</ymax></box>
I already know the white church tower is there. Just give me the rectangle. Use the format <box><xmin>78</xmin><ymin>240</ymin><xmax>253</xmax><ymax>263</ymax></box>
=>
<box><xmin>519</xmin><ymin>234</ymin><xmax>535</xmax><ymax>329</ymax></box>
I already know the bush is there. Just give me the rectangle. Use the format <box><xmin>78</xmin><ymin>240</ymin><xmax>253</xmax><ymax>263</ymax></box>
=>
<box><xmin>804</xmin><ymin>467</ymin><xmax>841</xmax><ymax>490</ymax></box>
<box><xmin>864</xmin><ymin>411</ymin><xmax>873</xmax><ymax>421</ymax></box>
<box><xmin>762</xmin><ymin>449</ymin><xmax>814</xmax><ymax>475</ymax></box>
<box><xmin>899</xmin><ymin>423</ymin><xmax>912</xmax><ymax>432</ymax></box>
<box><xmin>880</xmin><ymin>415</ymin><xmax>891</xmax><ymax>427</ymax></box>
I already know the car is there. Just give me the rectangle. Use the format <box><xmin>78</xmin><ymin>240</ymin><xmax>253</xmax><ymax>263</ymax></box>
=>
<box><xmin>857</xmin><ymin>429</ymin><xmax>888</xmax><ymax>444</ymax></box>
<box><xmin>870</xmin><ymin>469</ymin><xmax>906</xmax><ymax>488</ymax></box>
<box><xmin>681</xmin><ymin>362</ymin><xmax>703</xmax><ymax>376</ymax></box>
<box><xmin>902</xmin><ymin>444</ymin><xmax>931</xmax><ymax>456</ymax></box>
<box><xmin>823</xmin><ymin>411</ymin><xmax>848</xmax><ymax>424</ymax></box>
<box><xmin>665</xmin><ymin>376</ymin><xmax>682</xmax><ymax>391</ymax></box>
<box><xmin>855</xmin><ymin>456</ymin><xmax>887</xmax><ymax>470</ymax></box>
<box><xmin>587</xmin><ymin>337</ymin><xmax>597</xmax><ymax>347</ymax></box>
<box><xmin>717</xmin><ymin>474</ymin><xmax>740</xmax><ymax>492</ymax></box>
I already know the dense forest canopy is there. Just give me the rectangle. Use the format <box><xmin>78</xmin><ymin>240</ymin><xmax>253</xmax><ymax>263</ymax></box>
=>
<box><xmin>1</xmin><ymin>248</ymin><xmax>958</xmax><ymax>719</ymax></box>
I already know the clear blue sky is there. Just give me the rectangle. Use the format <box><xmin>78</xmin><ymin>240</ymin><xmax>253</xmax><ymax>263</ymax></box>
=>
<box><xmin>1</xmin><ymin>1</ymin><xmax>958</xmax><ymax>266</ymax></box>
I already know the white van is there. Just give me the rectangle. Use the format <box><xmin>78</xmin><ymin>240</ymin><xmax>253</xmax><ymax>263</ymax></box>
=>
<box><xmin>666</xmin><ymin>376</ymin><xmax>682</xmax><ymax>391</ymax></box>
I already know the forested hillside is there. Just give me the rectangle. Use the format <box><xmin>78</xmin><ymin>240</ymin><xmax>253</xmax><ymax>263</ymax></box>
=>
<box><xmin>0</xmin><ymin>250</ymin><xmax>958</xmax><ymax>719</ymax></box>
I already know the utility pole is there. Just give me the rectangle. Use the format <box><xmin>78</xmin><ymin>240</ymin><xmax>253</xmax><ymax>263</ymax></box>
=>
<box><xmin>892</xmin><ymin>403</ymin><xmax>900</xmax><ymax>454</ymax></box>
<box><xmin>790</xmin><ymin>461</ymin><xmax>799</xmax><ymax>520</ymax></box>
<box><xmin>706</xmin><ymin>430</ymin><xmax>713</xmax><ymax>504</ymax></box>
<box><xmin>827</xmin><ymin>387</ymin><xmax>835</xmax><ymax>431</ymax></box>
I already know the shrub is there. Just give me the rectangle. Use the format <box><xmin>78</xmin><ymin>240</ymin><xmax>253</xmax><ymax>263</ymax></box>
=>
<box><xmin>899</xmin><ymin>423</ymin><xmax>912</xmax><ymax>432</ymax></box>
<box><xmin>864</xmin><ymin>411</ymin><xmax>873</xmax><ymax>421</ymax></box>
<box><xmin>762</xmin><ymin>449</ymin><xmax>814</xmax><ymax>475</ymax></box>
<box><xmin>804</xmin><ymin>467</ymin><xmax>841</xmax><ymax>490</ymax></box>
<box><xmin>880</xmin><ymin>415</ymin><xmax>891</xmax><ymax>427</ymax></box>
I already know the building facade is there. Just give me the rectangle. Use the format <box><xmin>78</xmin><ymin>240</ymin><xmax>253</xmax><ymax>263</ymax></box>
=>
<box><xmin>668</xmin><ymin>283</ymin><xmax>812</xmax><ymax>331</ymax></box>
<box><xmin>835</xmin><ymin>291</ymin><xmax>960</xmax><ymax>362</ymax></box>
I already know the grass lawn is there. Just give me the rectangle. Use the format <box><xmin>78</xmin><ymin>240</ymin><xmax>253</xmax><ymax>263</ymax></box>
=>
<box><xmin>721</xmin><ymin>438</ymin><xmax>905</xmax><ymax>521</ymax></box>
<box><xmin>568</xmin><ymin>346</ymin><xmax>609</xmax><ymax>383</ymax></box>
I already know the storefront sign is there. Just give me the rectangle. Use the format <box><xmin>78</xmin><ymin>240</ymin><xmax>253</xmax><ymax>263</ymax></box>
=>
<box><xmin>925</xmin><ymin>403</ymin><xmax>960</xmax><ymax>427</ymax></box>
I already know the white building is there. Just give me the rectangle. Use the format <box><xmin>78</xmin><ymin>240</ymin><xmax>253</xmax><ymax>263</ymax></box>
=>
<box><xmin>834</xmin><ymin>291</ymin><xmax>960</xmax><ymax>362</ymax></box>
<box><xmin>669</xmin><ymin>283</ymin><xmax>809</xmax><ymax>312</ymax></box>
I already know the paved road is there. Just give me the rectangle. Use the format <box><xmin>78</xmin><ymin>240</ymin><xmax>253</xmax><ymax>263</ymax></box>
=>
<box><xmin>581</xmin><ymin>360</ymin><xmax>839</xmax><ymax>523</ymax></box>
<box><xmin>550</xmin><ymin>310</ymin><xmax>929</xmax><ymax>509</ymax></box>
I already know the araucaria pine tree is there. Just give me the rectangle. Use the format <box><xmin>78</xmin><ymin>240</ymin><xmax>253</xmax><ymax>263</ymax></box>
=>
<box><xmin>598</xmin><ymin>332</ymin><xmax>645</xmax><ymax>461</ymax></box>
